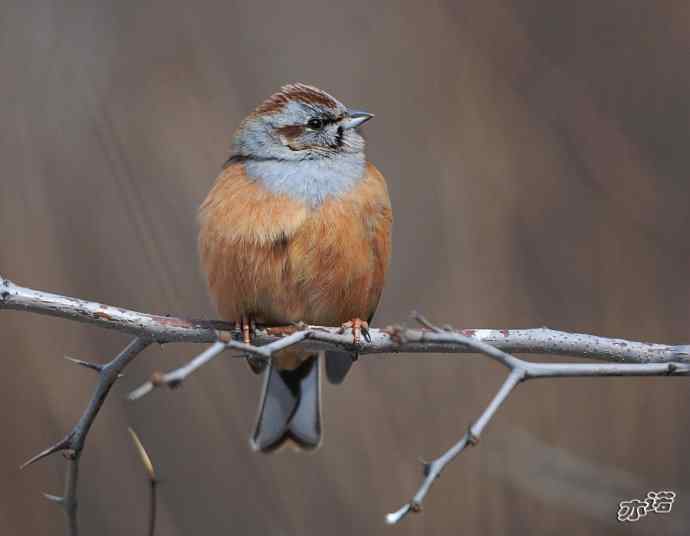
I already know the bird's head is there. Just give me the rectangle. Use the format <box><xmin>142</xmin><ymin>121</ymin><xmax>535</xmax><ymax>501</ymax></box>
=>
<box><xmin>233</xmin><ymin>83</ymin><xmax>373</xmax><ymax>162</ymax></box>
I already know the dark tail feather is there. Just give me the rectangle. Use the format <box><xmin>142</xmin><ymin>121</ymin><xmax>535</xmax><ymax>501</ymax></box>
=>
<box><xmin>325</xmin><ymin>351</ymin><xmax>356</xmax><ymax>384</ymax></box>
<box><xmin>251</xmin><ymin>354</ymin><xmax>321</xmax><ymax>453</ymax></box>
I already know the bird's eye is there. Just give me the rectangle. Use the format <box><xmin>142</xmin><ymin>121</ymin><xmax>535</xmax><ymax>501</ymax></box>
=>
<box><xmin>307</xmin><ymin>118</ymin><xmax>324</xmax><ymax>130</ymax></box>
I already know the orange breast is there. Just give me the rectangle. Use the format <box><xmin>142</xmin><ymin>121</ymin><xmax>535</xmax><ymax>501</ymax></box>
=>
<box><xmin>198</xmin><ymin>162</ymin><xmax>392</xmax><ymax>327</ymax></box>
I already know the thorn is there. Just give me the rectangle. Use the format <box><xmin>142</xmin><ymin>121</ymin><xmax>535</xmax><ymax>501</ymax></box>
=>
<box><xmin>64</xmin><ymin>356</ymin><xmax>126</xmax><ymax>378</ymax></box>
<box><xmin>43</xmin><ymin>493</ymin><xmax>64</xmax><ymax>504</ymax></box>
<box><xmin>128</xmin><ymin>428</ymin><xmax>156</xmax><ymax>481</ymax></box>
<box><xmin>410</xmin><ymin>311</ymin><xmax>442</xmax><ymax>332</ymax></box>
<box><xmin>467</xmin><ymin>427</ymin><xmax>480</xmax><ymax>446</ymax></box>
<box><xmin>417</xmin><ymin>457</ymin><xmax>433</xmax><ymax>477</ymax></box>
<box><xmin>64</xmin><ymin>355</ymin><xmax>103</xmax><ymax>373</ymax></box>
<box><xmin>21</xmin><ymin>437</ymin><xmax>70</xmax><ymax>469</ymax></box>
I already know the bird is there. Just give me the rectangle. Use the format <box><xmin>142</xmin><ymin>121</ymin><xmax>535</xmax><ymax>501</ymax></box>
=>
<box><xmin>198</xmin><ymin>83</ymin><xmax>392</xmax><ymax>452</ymax></box>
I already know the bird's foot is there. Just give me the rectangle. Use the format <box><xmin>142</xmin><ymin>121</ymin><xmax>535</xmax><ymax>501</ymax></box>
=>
<box><xmin>339</xmin><ymin>318</ymin><xmax>370</xmax><ymax>345</ymax></box>
<box><xmin>238</xmin><ymin>315</ymin><xmax>266</xmax><ymax>373</ymax></box>
<box><xmin>237</xmin><ymin>315</ymin><xmax>256</xmax><ymax>345</ymax></box>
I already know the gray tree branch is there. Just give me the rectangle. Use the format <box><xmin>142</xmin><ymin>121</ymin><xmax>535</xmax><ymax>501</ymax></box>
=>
<box><xmin>2</xmin><ymin>274</ymin><xmax>689</xmax><ymax>529</ymax></box>
<box><xmin>28</xmin><ymin>337</ymin><xmax>150</xmax><ymax>536</ymax></box>
<box><xmin>1</xmin><ymin>275</ymin><xmax>686</xmax><ymax>362</ymax></box>
<box><xmin>385</xmin><ymin>315</ymin><xmax>690</xmax><ymax>523</ymax></box>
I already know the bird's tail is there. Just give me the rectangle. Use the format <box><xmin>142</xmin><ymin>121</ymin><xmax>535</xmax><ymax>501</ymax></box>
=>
<box><xmin>251</xmin><ymin>354</ymin><xmax>322</xmax><ymax>453</ymax></box>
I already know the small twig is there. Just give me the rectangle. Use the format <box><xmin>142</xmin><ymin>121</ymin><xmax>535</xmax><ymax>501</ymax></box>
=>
<box><xmin>387</xmin><ymin>368</ymin><xmax>524</xmax><ymax>524</ymax></box>
<box><xmin>128</xmin><ymin>331</ymin><xmax>312</xmax><ymax>401</ymax></box>
<box><xmin>128</xmin><ymin>428</ymin><xmax>158</xmax><ymax>536</ymax></box>
<box><xmin>410</xmin><ymin>310</ymin><xmax>442</xmax><ymax>332</ymax></box>
<box><xmin>128</xmin><ymin>341</ymin><xmax>229</xmax><ymax>401</ymax></box>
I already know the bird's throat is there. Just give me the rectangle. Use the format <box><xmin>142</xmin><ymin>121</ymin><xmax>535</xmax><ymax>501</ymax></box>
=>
<box><xmin>245</xmin><ymin>152</ymin><xmax>366</xmax><ymax>208</ymax></box>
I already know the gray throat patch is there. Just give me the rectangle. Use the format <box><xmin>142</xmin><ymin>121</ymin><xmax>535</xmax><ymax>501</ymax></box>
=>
<box><xmin>245</xmin><ymin>152</ymin><xmax>366</xmax><ymax>207</ymax></box>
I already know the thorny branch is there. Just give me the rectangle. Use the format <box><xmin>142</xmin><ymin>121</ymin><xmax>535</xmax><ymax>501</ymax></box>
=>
<box><xmin>2</xmin><ymin>275</ymin><xmax>690</xmax><ymax>528</ymax></box>
<box><xmin>31</xmin><ymin>337</ymin><xmax>151</xmax><ymax>536</ymax></box>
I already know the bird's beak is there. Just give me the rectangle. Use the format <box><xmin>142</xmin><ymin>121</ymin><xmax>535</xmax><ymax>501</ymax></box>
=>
<box><xmin>344</xmin><ymin>109</ymin><xmax>374</xmax><ymax>130</ymax></box>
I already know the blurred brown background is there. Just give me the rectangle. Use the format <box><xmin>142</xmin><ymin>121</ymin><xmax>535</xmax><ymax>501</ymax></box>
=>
<box><xmin>1</xmin><ymin>1</ymin><xmax>689</xmax><ymax>534</ymax></box>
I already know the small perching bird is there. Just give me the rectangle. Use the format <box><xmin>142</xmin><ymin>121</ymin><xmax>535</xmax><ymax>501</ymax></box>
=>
<box><xmin>199</xmin><ymin>83</ymin><xmax>392</xmax><ymax>452</ymax></box>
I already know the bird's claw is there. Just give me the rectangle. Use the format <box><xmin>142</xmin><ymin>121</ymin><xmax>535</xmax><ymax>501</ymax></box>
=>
<box><xmin>339</xmin><ymin>318</ymin><xmax>370</xmax><ymax>345</ymax></box>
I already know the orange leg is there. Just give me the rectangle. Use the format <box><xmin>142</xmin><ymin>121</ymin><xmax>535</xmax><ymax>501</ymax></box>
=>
<box><xmin>237</xmin><ymin>315</ymin><xmax>266</xmax><ymax>373</ymax></box>
<box><xmin>237</xmin><ymin>314</ymin><xmax>254</xmax><ymax>345</ymax></box>
<box><xmin>339</xmin><ymin>318</ymin><xmax>370</xmax><ymax>345</ymax></box>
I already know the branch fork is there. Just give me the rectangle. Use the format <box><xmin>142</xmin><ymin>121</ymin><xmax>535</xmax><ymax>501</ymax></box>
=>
<box><xmin>385</xmin><ymin>315</ymin><xmax>689</xmax><ymax>524</ymax></box>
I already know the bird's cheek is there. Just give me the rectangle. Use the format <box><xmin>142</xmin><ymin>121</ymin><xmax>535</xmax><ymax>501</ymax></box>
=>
<box><xmin>287</xmin><ymin>137</ymin><xmax>311</xmax><ymax>152</ymax></box>
<box><xmin>278</xmin><ymin>134</ymin><xmax>300</xmax><ymax>151</ymax></box>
